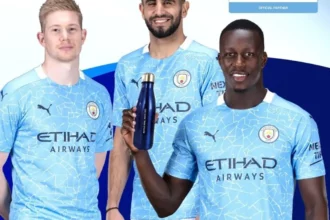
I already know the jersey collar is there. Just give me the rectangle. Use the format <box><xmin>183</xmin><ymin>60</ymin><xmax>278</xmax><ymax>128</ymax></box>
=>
<box><xmin>35</xmin><ymin>65</ymin><xmax>85</xmax><ymax>80</ymax></box>
<box><xmin>142</xmin><ymin>37</ymin><xmax>193</xmax><ymax>54</ymax></box>
<box><xmin>217</xmin><ymin>89</ymin><xmax>275</xmax><ymax>106</ymax></box>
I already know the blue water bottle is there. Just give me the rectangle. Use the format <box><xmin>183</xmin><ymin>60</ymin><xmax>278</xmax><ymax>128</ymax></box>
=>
<box><xmin>133</xmin><ymin>73</ymin><xmax>156</xmax><ymax>150</ymax></box>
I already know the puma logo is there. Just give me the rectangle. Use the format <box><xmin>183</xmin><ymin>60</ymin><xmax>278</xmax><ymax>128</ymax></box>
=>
<box><xmin>106</xmin><ymin>122</ymin><xmax>113</xmax><ymax>142</ymax></box>
<box><xmin>0</xmin><ymin>90</ymin><xmax>7</xmax><ymax>101</ymax></box>
<box><xmin>37</xmin><ymin>104</ymin><xmax>52</xmax><ymax>116</ymax></box>
<box><xmin>130</xmin><ymin>77</ymin><xmax>142</xmax><ymax>88</ymax></box>
<box><xmin>204</xmin><ymin>130</ymin><xmax>219</xmax><ymax>142</ymax></box>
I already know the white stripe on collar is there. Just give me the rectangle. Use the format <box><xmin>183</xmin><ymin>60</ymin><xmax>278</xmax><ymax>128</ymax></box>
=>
<box><xmin>35</xmin><ymin>65</ymin><xmax>85</xmax><ymax>80</ymax></box>
<box><xmin>217</xmin><ymin>89</ymin><xmax>275</xmax><ymax>106</ymax></box>
<box><xmin>142</xmin><ymin>37</ymin><xmax>193</xmax><ymax>54</ymax></box>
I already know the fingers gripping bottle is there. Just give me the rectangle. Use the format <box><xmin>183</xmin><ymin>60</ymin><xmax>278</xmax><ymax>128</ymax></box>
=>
<box><xmin>133</xmin><ymin>73</ymin><xmax>156</xmax><ymax>150</ymax></box>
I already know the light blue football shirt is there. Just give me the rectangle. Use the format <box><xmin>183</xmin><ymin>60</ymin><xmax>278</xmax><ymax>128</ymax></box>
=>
<box><xmin>0</xmin><ymin>66</ymin><xmax>113</xmax><ymax>220</ymax></box>
<box><xmin>112</xmin><ymin>37</ymin><xmax>225</xmax><ymax>219</ymax></box>
<box><xmin>165</xmin><ymin>90</ymin><xmax>326</xmax><ymax>220</ymax></box>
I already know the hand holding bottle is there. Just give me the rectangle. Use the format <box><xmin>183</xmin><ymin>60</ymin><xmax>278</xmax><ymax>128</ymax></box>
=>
<box><xmin>121</xmin><ymin>107</ymin><xmax>158</xmax><ymax>154</ymax></box>
<box><xmin>121</xmin><ymin>73</ymin><xmax>157</xmax><ymax>153</ymax></box>
<box><xmin>121</xmin><ymin>107</ymin><xmax>138</xmax><ymax>153</ymax></box>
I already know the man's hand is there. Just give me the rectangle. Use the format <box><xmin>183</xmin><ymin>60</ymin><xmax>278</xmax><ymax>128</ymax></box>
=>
<box><xmin>121</xmin><ymin>107</ymin><xmax>158</xmax><ymax>154</ymax></box>
<box><xmin>106</xmin><ymin>208</ymin><xmax>124</xmax><ymax>220</ymax></box>
<box><xmin>120</xmin><ymin>108</ymin><xmax>192</xmax><ymax>218</ymax></box>
<box><xmin>121</xmin><ymin>107</ymin><xmax>139</xmax><ymax>154</ymax></box>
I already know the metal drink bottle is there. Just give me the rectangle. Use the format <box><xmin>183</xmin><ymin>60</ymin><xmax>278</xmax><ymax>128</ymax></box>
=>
<box><xmin>133</xmin><ymin>73</ymin><xmax>156</xmax><ymax>150</ymax></box>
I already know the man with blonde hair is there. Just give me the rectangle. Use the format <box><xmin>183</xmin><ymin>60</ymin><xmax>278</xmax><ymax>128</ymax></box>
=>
<box><xmin>0</xmin><ymin>0</ymin><xmax>113</xmax><ymax>219</ymax></box>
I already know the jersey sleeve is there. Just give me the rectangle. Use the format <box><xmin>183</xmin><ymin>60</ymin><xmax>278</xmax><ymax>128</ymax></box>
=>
<box><xmin>165</xmin><ymin>118</ymin><xmax>198</xmax><ymax>182</ymax></box>
<box><xmin>200</xmin><ymin>58</ymin><xmax>225</xmax><ymax>106</ymax></box>
<box><xmin>292</xmin><ymin>115</ymin><xmax>325</xmax><ymax>180</ymax></box>
<box><xmin>112</xmin><ymin>61</ymin><xmax>130</xmax><ymax>127</ymax></box>
<box><xmin>95</xmin><ymin>89</ymin><xmax>113</xmax><ymax>152</ymax></box>
<box><xmin>0</xmin><ymin>89</ymin><xmax>21</xmax><ymax>153</ymax></box>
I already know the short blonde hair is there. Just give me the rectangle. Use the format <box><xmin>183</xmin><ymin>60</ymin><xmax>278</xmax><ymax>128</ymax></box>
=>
<box><xmin>39</xmin><ymin>0</ymin><xmax>83</xmax><ymax>32</ymax></box>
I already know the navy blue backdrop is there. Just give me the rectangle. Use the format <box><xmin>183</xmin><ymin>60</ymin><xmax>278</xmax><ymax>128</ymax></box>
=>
<box><xmin>2</xmin><ymin>58</ymin><xmax>330</xmax><ymax>220</ymax></box>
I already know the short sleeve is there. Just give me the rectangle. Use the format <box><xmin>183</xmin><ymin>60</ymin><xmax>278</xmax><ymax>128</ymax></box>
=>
<box><xmin>112</xmin><ymin>61</ymin><xmax>130</xmax><ymax>127</ymax></box>
<box><xmin>200</xmin><ymin>58</ymin><xmax>226</xmax><ymax>106</ymax></box>
<box><xmin>95</xmin><ymin>90</ymin><xmax>113</xmax><ymax>152</ymax></box>
<box><xmin>165</xmin><ymin>119</ymin><xmax>198</xmax><ymax>182</ymax></box>
<box><xmin>0</xmin><ymin>89</ymin><xmax>21</xmax><ymax>153</ymax></box>
<box><xmin>293</xmin><ymin>115</ymin><xmax>325</xmax><ymax>180</ymax></box>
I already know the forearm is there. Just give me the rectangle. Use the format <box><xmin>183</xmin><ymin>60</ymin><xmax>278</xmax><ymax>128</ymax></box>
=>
<box><xmin>107</xmin><ymin>147</ymin><xmax>131</xmax><ymax>207</ymax></box>
<box><xmin>298</xmin><ymin>176</ymin><xmax>328</xmax><ymax>220</ymax></box>
<box><xmin>95</xmin><ymin>152</ymin><xmax>107</xmax><ymax>179</ymax></box>
<box><xmin>305</xmin><ymin>200</ymin><xmax>328</xmax><ymax>220</ymax></box>
<box><xmin>96</xmin><ymin>165</ymin><xmax>103</xmax><ymax>179</ymax></box>
<box><xmin>134</xmin><ymin>151</ymin><xmax>177</xmax><ymax>217</ymax></box>
<box><xmin>0</xmin><ymin>172</ymin><xmax>11</xmax><ymax>220</ymax></box>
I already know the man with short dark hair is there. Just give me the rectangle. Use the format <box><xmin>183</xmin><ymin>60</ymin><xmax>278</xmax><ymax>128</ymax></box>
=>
<box><xmin>120</xmin><ymin>19</ymin><xmax>328</xmax><ymax>220</ymax></box>
<box><xmin>106</xmin><ymin>0</ymin><xmax>225</xmax><ymax>219</ymax></box>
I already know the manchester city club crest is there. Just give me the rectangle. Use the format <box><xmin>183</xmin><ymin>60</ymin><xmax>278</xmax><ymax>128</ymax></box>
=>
<box><xmin>173</xmin><ymin>70</ymin><xmax>191</xmax><ymax>88</ymax></box>
<box><xmin>87</xmin><ymin>101</ymin><xmax>99</xmax><ymax>119</ymax></box>
<box><xmin>259</xmin><ymin>125</ymin><xmax>279</xmax><ymax>143</ymax></box>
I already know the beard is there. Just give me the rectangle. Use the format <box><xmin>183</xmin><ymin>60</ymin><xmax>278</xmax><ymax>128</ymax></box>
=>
<box><xmin>145</xmin><ymin>11</ymin><xmax>182</xmax><ymax>38</ymax></box>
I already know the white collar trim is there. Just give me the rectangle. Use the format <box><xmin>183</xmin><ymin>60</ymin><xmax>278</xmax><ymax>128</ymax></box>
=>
<box><xmin>142</xmin><ymin>37</ymin><xmax>193</xmax><ymax>54</ymax></box>
<box><xmin>217</xmin><ymin>89</ymin><xmax>275</xmax><ymax>106</ymax></box>
<box><xmin>35</xmin><ymin>65</ymin><xmax>85</xmax><ymax>80</ymax></box>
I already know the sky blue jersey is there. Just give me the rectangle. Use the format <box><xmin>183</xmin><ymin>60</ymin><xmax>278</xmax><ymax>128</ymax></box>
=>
<box><xmin>0</xmin><ymin>66</ymin><xmax>113</xmax><ymax>220</ymax></box>
<box><xmin>166</xmin><ymin>90</ymin><xmax>325</xmax><ymax>220</ymax></box>
<box><xmin>112</xmin><ymin>37</ymin><xmax>225</xmax><ymax>219</ymax></box>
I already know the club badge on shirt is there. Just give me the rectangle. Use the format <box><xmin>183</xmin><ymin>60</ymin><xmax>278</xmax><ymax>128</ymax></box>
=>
<box><xmin>173</xmin><ymin>70</ymin><xmax>191</xmax><ymax>88</ymax></box>
<box><xmin>259</xmin><ymin>125</ymin><xmax>279</xmax><ymax>143</ymax></box>
<box><xmin>87</xmin><ymin>101</ymin><xmax>99</xmax><ymax>119</ymax></box>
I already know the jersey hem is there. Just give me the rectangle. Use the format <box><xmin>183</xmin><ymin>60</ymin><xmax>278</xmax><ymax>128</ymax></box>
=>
<box><xmin>296</xmin><ymin>171</ymin><xmax>326</xmax><ymax>180</ymax></box>
<box><xmin>164</xmin><ymin>171</ymin><xmax>196</xmax><ymax>182</ymax></box>
<box><xmin>0</xmin><ymin>149</ymin><xmax>11</xmax><ymax>153</ymax></box>
<box><xmin>95</xmin><ymin>147</ymin><xmax>112</xmax><ymax>153</ymax></box>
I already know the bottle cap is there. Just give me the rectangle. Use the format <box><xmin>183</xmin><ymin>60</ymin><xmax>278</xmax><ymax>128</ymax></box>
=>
<box><xmin>142</xmin><ymin>73</ymin><xmax>155</xmax><ymax>83</ymax></box>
